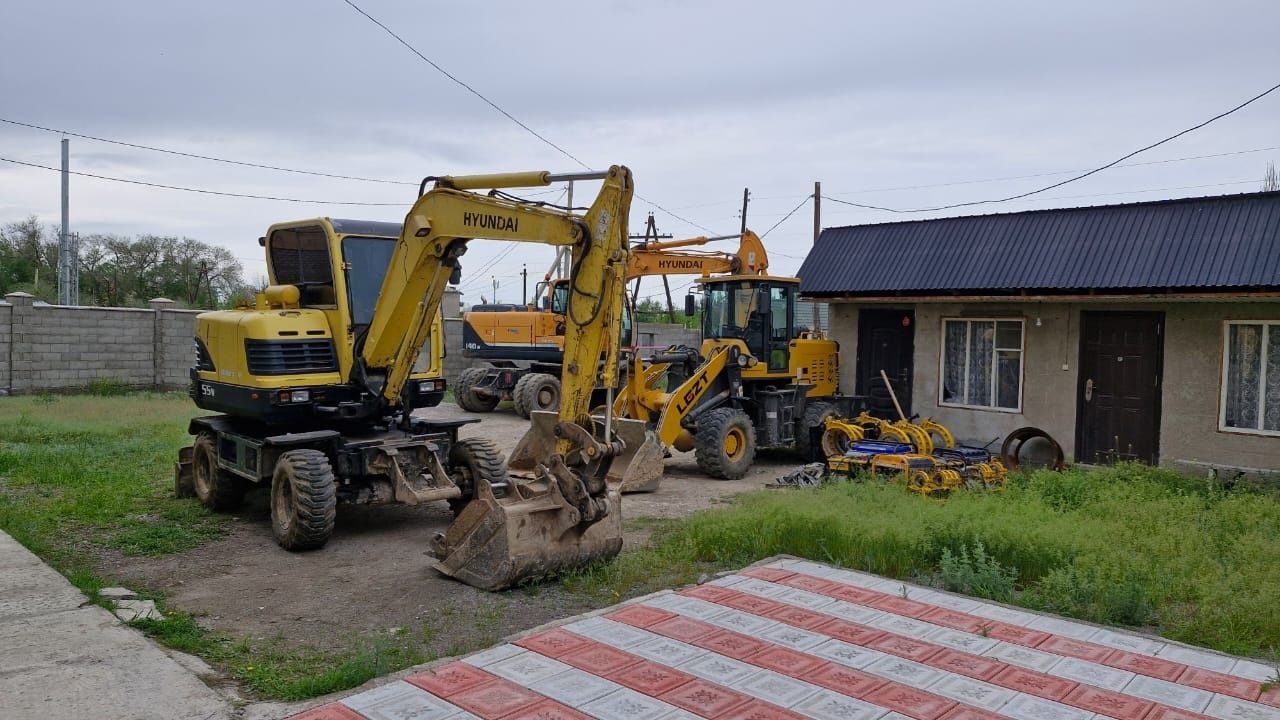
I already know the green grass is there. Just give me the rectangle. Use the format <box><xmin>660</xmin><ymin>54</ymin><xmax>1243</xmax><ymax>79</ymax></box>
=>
<box><xmin>0</xmin><ymin>393</ymin><xmax>224</xmax><ymax>573</ymax></box>
<box><xmin>651</xmin><ymin>464</ymin><xmax>1280</xmax><ymax>657</ymax></box>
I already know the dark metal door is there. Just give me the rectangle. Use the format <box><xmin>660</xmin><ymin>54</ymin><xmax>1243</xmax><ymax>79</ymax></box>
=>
<box><xmin>857</xmin><ymin>309</ymin><xmax>915</xmax><ymax>418</ymax></box>
<box><xmin>1076</xmin><ymin>312</ymin><xmax>1164</xmax><ymax>465</ymax></box>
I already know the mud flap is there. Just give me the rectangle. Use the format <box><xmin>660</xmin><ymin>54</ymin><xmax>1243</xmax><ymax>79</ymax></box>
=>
<box><xmin>174</xmin><ymin>446</ymin><xmax>196</xmax><ymax>498</ymax></box>
<box><xmin>428</xmin><ymin>474</ymin><xmax>623</xmax><ymax>591</ymax></box>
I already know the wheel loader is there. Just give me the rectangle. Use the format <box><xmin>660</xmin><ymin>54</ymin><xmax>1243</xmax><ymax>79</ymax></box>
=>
<box><xmin>613</xmin><ymin>273</ymin><xmax>864</xmax><ymax>480</ymax></box>
<box><xmin>457</xmin><ymin>230</ymin><xmax>770</xmax><ymax>418</ymax></box>
<box><xmin>173</xmin><ymin>167</ymin><xmax>647</xmax><ymax>590</ymax></box>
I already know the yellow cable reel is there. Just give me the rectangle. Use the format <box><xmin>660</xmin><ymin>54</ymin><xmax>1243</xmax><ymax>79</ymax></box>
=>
<box><xmin>820</xmin><ymin>418</ymin><xmax>865</xmax><ymax>457</ymax></box>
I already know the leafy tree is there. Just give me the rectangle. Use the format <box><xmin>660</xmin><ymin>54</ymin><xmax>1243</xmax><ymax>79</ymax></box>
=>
<box><xmin>0</xmin><ymin>217</ymin><xmax>251</xmax><ymax>308</ymax></box>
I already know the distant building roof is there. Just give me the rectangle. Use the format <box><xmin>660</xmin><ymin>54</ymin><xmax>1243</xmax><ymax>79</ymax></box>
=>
<box><xmin>799</xmin><ymin>191</ymin><xmax>1280</xmax><ymax>297</ymax></box>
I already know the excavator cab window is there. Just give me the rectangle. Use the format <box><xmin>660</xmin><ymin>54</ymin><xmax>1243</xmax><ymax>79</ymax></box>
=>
<box><xmin>766</xmin><ymin>284</ymin><xmax>794</xmax><ymax>372</ymax></box>
<box><xmin>269</xmin><ymin>225</ymin><xmax>336</xmax><ymax>306</ymax></box>
<box><xmin>341</xmin><ymin>236</ymin><xmax>397</xmax><ymax>330</ymax></box>
<box><xmin>550</xmin><ymin>281</ymin><xmax>569</xmax><ymax>315</ymax></box>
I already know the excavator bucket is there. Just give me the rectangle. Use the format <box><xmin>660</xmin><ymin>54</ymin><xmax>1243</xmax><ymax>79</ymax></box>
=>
<box><xmin>428</xmin><ymin>473</ymin><xmax>622</xmax><ymax>591</ymax></box>
<box><xmin>510</xmin><ymin>411</ymin><xmax>664</xmax><ymax>493</ymax></box>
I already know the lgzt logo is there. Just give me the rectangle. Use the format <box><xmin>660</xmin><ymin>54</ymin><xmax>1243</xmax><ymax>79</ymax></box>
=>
<box><xmin>675</xmin><ymin>370</ymin><xmax>710</xmax><ymax>414</ymax></box>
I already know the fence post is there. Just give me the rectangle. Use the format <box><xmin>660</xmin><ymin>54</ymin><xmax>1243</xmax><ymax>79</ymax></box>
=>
<box><xmin>4</xmin><ymin>293</ymin><xmax>35</xmax><ymax>395</ymax></box>
<box><xmin>149</xmin><ymin>298</ymin><xmax>175</xmax><ymax>390</ymax></box>
<box><xmin>0</xmin><ymin>296</ymin><xmax>11</xmax><ymax>395</ymax></box>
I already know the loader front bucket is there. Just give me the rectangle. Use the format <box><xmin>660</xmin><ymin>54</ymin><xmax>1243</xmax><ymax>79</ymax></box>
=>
<box><xmin>510</xmin><ymin>411</ymin><xmax>664</xmax><ymax>493</ymax></box>
<box><xmin>429</xmin><ymin>473</ymin><xmax>623</xmax><ymax>590</ymax></box>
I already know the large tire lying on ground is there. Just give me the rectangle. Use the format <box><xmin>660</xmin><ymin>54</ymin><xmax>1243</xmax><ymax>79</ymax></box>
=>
<box><xmin>456</xmin><ymin>367</ymin><xmax>500</xmax><ymax>412</ymax></box>
<box><xmin>446</xmin><ymin>437</ymin><xmax>508</xmax><ymax>516</ymax></box>
<box><xmin>191</xmin><ymin>431</ymin><xmax>245</xmax><ymax>511</ymax></box>
<box><xmin>514</xmin><ymin>373</ymin><xmax>560</xmax><ymax>419</ymax></box>
<box><xmin>796</xmin><ymin>401</ymin><xmax>837</xmax><ymax>462</ymax></box>
<box><xmin>270</xmin><ymin>449</ymin><xmax>337</xmax><ymax>551</ymax></box>
<box><xmin>695</xmin><ymin>407</ymin><xmax>756</xmax><ymax>480</ymax></box>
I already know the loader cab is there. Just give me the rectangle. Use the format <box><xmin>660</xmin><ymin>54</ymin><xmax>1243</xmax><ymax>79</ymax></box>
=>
<box><xmin>700</xmin><ymin>276</ymin><xmax>796</xmax><ymax>375</ymax></box>
<box><xmin>535</xmin><ymin>279</ymin><xmax>571</xmax><ymax>314</ymax></box>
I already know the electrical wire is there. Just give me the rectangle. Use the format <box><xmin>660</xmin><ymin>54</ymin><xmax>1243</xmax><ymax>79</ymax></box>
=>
<box><xmin>761</xmin><ymin>194</ymin><xmax>812</xmax><ymax>238</ymax></box>
<box><xmin>0</xmin><ymin>117</ymin><xmax>415</xmax><ymax>185</ymax></box>
<box><xmin>340</xmin><ymin>0</ymin><xmax>723</xmax><ymax>237</ymax></box>
<box><xmin>0</xmin><ymin>156</ymin><xmax>407</xmax><ymax>205</ymax></box>
<box><xmin>826</xmin><ymin>80</ymin><xmax>1280</xmax><ymax>214</ymax></box>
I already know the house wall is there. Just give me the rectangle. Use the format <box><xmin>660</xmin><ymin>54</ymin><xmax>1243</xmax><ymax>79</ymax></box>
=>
<box><xmin>825</xmin><ymin>299</ymin><xmax>1280</xmax><ymax>474</ymax></box>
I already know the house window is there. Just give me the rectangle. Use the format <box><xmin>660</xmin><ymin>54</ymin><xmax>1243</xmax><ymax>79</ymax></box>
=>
<box><xmin>1220</xmin><ymin>321</ymin><xmax>1280</xmax><ymax>435</ymax></box>
<box><xmin>940</xmin><ymin>318</ymin><xmax>1023</xmax><ymax>411</ymax></box>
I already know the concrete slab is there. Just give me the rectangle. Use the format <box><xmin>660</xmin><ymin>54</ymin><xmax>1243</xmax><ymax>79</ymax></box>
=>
<box><xmin>282</xmin><ymin>556</ymin><xmax>1280</xmax><ymax>720</ymax></box>
<box><xmin>0</xmin><ymin>530</ymin><xmax>232</xmax><ymax>720</ymax></box>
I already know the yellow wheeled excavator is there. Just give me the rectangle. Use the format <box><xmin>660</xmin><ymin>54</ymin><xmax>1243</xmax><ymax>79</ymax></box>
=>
<box><xmin>613</xmin><ymin>269</ymin><xmax>862</xmax><ymax>481</ymax></box>
<box><xmin>173</xmin><ymin>167</ymin><xmax>639</xmax><ymax>590</ymax></box>
<box><xmin>457</xmin><ymin>229</ymin><xmax>770</xmax><ymax>418</ymax></box>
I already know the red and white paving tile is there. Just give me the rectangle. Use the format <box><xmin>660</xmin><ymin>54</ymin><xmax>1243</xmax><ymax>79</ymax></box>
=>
<box><xmin>285</xmin><ymin>558</ymin><xmax>1280</xmax><ymax>720</ymax></box>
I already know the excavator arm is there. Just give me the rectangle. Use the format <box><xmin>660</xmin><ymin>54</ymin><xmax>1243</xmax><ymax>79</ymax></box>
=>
<box><xmin>626</xmin><ymin>229</ymin><xmax>768</xmax><ymax>279</ymax></box>
<box><xmin>361</xmin><ymin>166</ymin><xmax>635</xmax><ymax>590</ymax></box>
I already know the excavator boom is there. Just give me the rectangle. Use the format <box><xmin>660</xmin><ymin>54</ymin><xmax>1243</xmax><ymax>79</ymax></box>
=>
<box><xmin>360</xmin><ymin>167</ymin><xmax>637</xmax><ymax>590</ymax></box>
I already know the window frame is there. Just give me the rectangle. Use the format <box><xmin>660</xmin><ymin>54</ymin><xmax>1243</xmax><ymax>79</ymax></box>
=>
<box><xmin>1218</xmin><ymin>320</ymin><xmax>1280</xmax><ymax>437</ymax></box>
<box><xmin>937</xmin><ymin>316</ymin><xmax>1026</xmax><ymax>413</ymax></box>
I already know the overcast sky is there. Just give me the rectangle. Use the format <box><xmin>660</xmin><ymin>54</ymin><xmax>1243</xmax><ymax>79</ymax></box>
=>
<box><xmin>2</xmin><ymin>1</ymin><xmax>1277</xmax><ymax>305</ymax></box>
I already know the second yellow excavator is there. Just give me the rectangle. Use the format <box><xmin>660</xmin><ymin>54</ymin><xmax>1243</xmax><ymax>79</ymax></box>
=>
<box><xmin>457</xmin><ymin>230</ymin><xmax>770</xmax><ymax>417</ymax></box>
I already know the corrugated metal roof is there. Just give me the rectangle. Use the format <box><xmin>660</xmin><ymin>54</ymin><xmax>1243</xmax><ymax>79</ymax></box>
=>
<box><xmin>799</xmin><ymin>191</ymin><xmax>1280</xmax><ymax>296</ymax></box>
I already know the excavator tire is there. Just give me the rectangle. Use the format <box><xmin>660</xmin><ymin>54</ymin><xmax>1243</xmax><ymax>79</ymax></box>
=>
<box><xmin>191</xmin><ymin>431</ymin><xmax>245</xmax><ymax>511</ymax></box>
<box><xmin>270</xmin><ymin>449</ymin><xmax>336</xmax><ymax>551</ymax></box>
<box><xmin>456</xmin><ymin>367</ymin><xmax>499</xmax><ymax>412</ymax></box>
<box><xmin>695</xmin><ymin>407</ymin><xmax>756</xmax><ymax>480</ymax></box>
<box><xmin>515</xmin><ymin>373</ymin><xmax>560</xmax><ymax>419</ymax></box>
<box><xmin>511</xmin><ymin>373</ymin><xmax>533</xmax><ymax>418</ymax></box>
<box><xmin>797</xmin><ymin>401</ymin><xmax>837</xmax><ymax>461</ymax></box>
<box><xmin>446</xmin><ymin>437</ymin><xmax>507</xmax><ymax>516</ymax></box>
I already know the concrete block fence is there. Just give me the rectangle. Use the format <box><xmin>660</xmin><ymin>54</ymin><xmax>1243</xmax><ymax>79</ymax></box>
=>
<box><xmin>0</xmin><ymin>289</ymin><xmax>703</xmax><ymax>396</ymax></box>
<box><xmin>0</xmin><ymin>292</ymin><xmax>201</xmax><ymax>395</ymax></box>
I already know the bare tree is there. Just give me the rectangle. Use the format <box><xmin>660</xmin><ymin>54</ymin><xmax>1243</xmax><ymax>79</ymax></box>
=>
<box><xmin>1264</xmin><ymin>161</ymin><xmax>1279</xmax><ymax>192</ymax></box>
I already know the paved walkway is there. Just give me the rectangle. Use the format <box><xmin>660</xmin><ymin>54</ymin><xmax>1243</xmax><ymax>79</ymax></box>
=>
<box><xmin>285</xmin><ymin>557</ymin><xmax>1280</xmax><ymax>720</ymax></box>
<box><xmin>0</xmin><ymin>531</ymin><xmax>232</xmax><ymax>720</ymax></box>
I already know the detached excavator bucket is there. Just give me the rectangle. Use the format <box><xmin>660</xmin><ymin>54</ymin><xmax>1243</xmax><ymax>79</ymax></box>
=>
<box><xmin>510</xmin><ymin>411</ymin><xmax>664</xmax><ymax>493</ymax></box>
<box><xmin>430</xmin><ymin>466</ymin><xmax>623</xmax><ymax>591</ymax></box>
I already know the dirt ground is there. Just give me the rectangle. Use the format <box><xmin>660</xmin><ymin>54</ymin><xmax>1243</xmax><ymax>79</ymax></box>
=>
<box><xmin>97</xmin><ymin>402</ymin><xmax>806</xmax><ymax>654</ymax></box>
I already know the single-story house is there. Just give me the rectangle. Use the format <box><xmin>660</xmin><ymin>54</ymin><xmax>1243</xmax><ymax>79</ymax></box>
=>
<box><xmin>799</xmin><ymin>190</ymin><xmax>1280</xmax><ymax>475</ymax></box>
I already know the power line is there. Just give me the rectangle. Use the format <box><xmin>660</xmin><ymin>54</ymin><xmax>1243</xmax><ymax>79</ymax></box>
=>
<box><xmin>341</xmin><ymin>0</ymin><xmax>589</xmax><ymax>171</ymax></box>
<box><xmin>825</xmin><ymin>178</ymin><xmax>1264</xmax><ymax>218</ymax></box>
<box><xmin>0</xmin><ymin>117</ymin><xmax>416</xmax><ymax>186</ymax></box>
<box><xmin>0</xmin><ymin>156</ymin><xmax>407</xmax><ymax>205</ymax></box>
<box><xmin>761</xmin><ymin>195</ymin><xmax>812</xmax><ymax>238</ymax></box>
<box><xmin>339</xmin><ymin>0</ymin><xmax>723</xmax><ymax>237</ymax></box>
<box><xmin>827</xmin><ymin>80</ymin><xmax>1280</xmax><ymax>214</ymax></box>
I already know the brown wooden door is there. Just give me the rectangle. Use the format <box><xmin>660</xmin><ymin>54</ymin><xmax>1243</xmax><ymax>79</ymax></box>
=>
<box><xmin>1076</xmin><ymin>312</ymin><xmax>1164</xmax><ymax>465</ymax></box>
<box><xmin>857</xmin><ymin>309</ymin><xmax>914</xmax><ymax>419</ymax></box>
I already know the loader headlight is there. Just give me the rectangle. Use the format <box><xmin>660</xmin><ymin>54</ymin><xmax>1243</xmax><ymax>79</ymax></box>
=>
<box><xmin>737</xmin><ymin>354</ymin><xmax>751</xmax><ymax>367</ymax></box>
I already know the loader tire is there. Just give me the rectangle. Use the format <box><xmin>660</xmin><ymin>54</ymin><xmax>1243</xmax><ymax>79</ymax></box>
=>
<box><xmin>270</xmin><ymin>449</ymin><xmax>336</xmax><ymax>551</ymax></box>
<box><xmin>515</xmin><ymin>373</ymin><xmax>560</xmax><ymax>419</ymax></box>
<box><xmin>456</xmin><ymin>367</ymin><xmax>499</xmax><ymax>412</ymax></box>
<box><xmin>191</xmin><ymin>431</ymin><xmax>245</xmax><ymax>511</ymax></box>
<box><xmin>797</xmin><ymin>401</ymin><xmax>837</xmax><ymax>461</ymax></box>
<box><xmin>695</xmin><ymin>408</ymin><xmax>756</xmax><ymax>480</ymax></box>
<box><xmin>447</xmin><ymin>437</ymin><xmax>508</xmax><ymax>515</ymax></box>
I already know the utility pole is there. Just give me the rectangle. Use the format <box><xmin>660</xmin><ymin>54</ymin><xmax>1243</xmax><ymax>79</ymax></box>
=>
<box><xmin>69</xmin><ymin>232</ymin><xmax>80</xmax><ymax>305</ymax></box>
<box><xmin>521</xmin><ymin>264</ymin><xmax>528</xmax><ymax>305</ymax></box>
<box><xmin>561</xmin><ymin>182</ymin><xmax>574</xmax><ymax>278</ymax></box>
<box><xmin>813</xmin><ymin>181</ymin><xmax>821</xmax><ymax>244</ymax></box>
<box><xmin>58</xmin><ymin>138</ymin><xmax>72</xmax><ymax>305</ymax></box>
<box><xmin>740</xmin><ymin>187</ymin><xmax>751</xmax><ymax>233</ymax></box>
<box><xmin>491</xmin><ymin>275</ymin><xmax>498</xmax><ymax>304</ymax></box>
